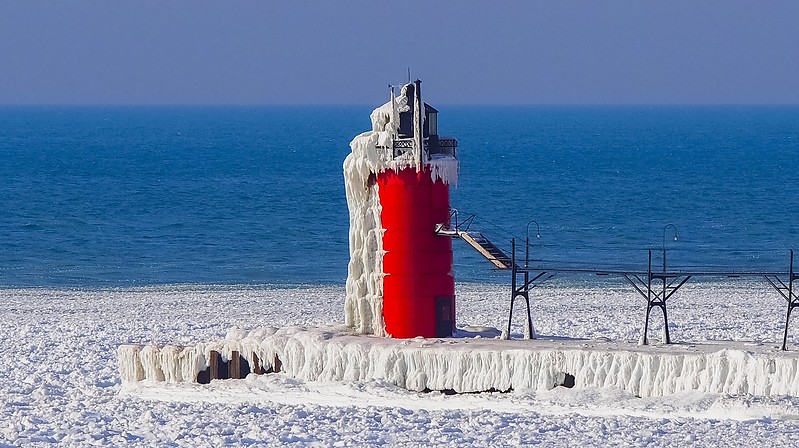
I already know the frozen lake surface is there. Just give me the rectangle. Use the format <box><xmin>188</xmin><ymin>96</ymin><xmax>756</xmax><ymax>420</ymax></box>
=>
<box><xmin>3</xmin><ymin>282</ymin><xmax>799</xmax><ymax>446</ymax></box>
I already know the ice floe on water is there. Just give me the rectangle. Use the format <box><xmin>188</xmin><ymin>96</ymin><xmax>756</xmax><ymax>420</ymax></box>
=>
<box><xmin>4</xmin><ymin>281</ymin><xmax>799</xmax><ymax>446</ymax></box>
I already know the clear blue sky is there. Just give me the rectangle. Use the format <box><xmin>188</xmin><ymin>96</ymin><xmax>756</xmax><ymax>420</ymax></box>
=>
<box><xmin>1</xmin><ymin>1</ymin><xmax>797</xmax><ymax>105</ymax></box>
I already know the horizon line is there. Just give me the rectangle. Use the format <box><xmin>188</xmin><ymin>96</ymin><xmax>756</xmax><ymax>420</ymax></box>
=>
<box><xmin>2</xmin><ymin>103</ymin><xmax>799</xmax><ymax>108</ymax></box>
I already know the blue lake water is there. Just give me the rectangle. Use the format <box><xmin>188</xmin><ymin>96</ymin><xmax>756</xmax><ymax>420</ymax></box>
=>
<box><xmin>1</xmin><ymin>106</ymin><xmax>798</xmax><ymax>287</ymax></box>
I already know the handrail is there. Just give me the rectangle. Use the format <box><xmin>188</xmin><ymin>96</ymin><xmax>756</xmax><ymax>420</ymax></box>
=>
<box><xmin>446</xmin><ymin>209</ymin><xmax>475</xmax><ymax>233</ymax></box>
<box><xmin>460</xmin><ymin>214</ymin><xmax>476</xmax><ymax>232</ymax></box>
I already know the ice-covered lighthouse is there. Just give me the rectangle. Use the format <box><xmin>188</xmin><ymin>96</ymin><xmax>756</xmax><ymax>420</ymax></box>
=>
<box><xmin>344</xmin><ymin>80</ymin><xmax>459</xmax><ymax>338</ymax></box>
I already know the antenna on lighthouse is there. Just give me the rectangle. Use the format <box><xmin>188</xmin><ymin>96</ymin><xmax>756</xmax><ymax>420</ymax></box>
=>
<box><xmin>390</xmin><ymin>84</ymin><xmax>397</xmax><ymax>138</ymax></box>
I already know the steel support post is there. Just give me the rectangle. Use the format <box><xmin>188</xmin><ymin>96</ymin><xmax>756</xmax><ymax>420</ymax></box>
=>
<box><xmin>625</xmin><ymin>249</ymin><xmax>690</xmax><ymax>345</ymax></box>
<box><xmin>765</xmin><ymin>250</ymin><xmax>799</xmax><ymax>351</ymax></box>
<box><xmin>506</xmin><ymin>238</ymin><xmax>552</xmax><ymax>340</ymax></box>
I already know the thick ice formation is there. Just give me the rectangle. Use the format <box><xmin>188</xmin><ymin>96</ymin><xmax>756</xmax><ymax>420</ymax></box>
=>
<box><xmin>342</xmin><ymin>85</ymin><xmax>458</xmax><ymax>336</ymax></box>
<box><xmin>342</xmin><ymin>136</ymin><xmax>386</xmax><ymax>336</ymax></box>
<box><xmin>119</xmin><ymin>327</ymin><xmax>799</xmax><ymax>398</ymax></box>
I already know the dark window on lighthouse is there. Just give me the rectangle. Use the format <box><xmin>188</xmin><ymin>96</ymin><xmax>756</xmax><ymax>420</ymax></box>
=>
<box><xmin>398</xmin><ymin>84</ymin><xmax>415</xmax><ymax>138</ymax></box>
<box><xmin>424</xmin><ymin>104</ymin><xmax>438</xmax><ymax>138</ymax></box>
<box><xmin>427</xmin><ymin>110</ymin><xmax>438</xmax><ymax>136</ymax></box>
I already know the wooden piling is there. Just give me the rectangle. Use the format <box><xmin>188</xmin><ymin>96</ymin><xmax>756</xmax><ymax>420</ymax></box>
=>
<box><xmin>252</xmin><ymin>352</ymin><xmax>265</xmax><ymax>375</ymax></box>
<box><xmin>209</xmin><ymin>350</ymin><xmax>221</xmax><ymax>380</ymax></box>
<box><xmin>230</xmin><ymin>351</ymin><xmax>241</xmax><ymax>379</ymax></box>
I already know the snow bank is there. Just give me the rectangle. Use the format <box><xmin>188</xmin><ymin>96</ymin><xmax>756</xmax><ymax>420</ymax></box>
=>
<box><xmin>342</xmin><ymin>84</ymin><xmax>458</xmax><ymax>336</ymax></box>
<box><xmin>119</xmin><ymin>327</ymin><xmax>799</xmax><ymax>398</ymax></box>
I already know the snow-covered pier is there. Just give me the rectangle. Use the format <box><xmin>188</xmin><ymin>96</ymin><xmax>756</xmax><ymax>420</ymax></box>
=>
<box><xmin>119</xmin><ymin>326</ymin><xmax>799</xmax><ymax>398</ymax></box>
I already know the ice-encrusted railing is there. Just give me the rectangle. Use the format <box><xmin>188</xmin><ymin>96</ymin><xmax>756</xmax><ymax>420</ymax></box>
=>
<box><xmin>392</xmin><ymin>136</ymin><xmax>458</xmax><ymax>159</ymax></box>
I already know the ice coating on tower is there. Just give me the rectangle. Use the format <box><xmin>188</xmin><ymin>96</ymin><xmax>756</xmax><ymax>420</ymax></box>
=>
<box><xmin>343</xmin><ymin>129</ymin><xmax>387</xmax><ymax>336</ymax></box>
<box><xmin>343</xmin><ymin>85</ymin><xmax>458</xmax><ymax>335</ymax></box>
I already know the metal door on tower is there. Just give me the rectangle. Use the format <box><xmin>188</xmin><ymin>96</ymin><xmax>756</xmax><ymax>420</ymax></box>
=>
<box><xmin>435</xmin><ymin>296</ymin><xmax>454</xmax><ymax>337</ymax></box>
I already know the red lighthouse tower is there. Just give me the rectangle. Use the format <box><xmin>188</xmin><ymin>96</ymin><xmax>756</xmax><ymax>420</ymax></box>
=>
<box><xmin>377</xmin><ymin>81</ymin><xmax>458</xmax><ymax>338</ymax></box>
<box><xmin>344</xmin><ymin>80</ymin><xmax>458</xmax><ymax>338</ymax></box>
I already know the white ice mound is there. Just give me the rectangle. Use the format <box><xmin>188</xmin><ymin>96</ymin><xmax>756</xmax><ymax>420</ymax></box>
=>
<box><xmin>342</xmin><ymin>85</ymin><xmax>458</xmax><ymax>336</ymax></box>
<box><xmin>343</xmin><ymin>129</ymin><xmax>387</xmax><ymax>337</ymax></box>
<box><xmin>120</xmin><ymin>328</ymin><xmax>799</xmax><ymax>398</ymax></box>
